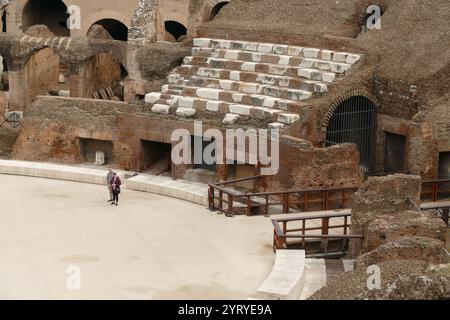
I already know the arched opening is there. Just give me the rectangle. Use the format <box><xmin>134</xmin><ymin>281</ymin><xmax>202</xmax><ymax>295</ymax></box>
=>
<box><xmin>0</xmin><ymin>57</ymin><xmax>8</xmax><ymax>92</ymax></box>
<box><xmin>22</xmin><ymin>0</ymin><xmax>70</xmax><ymax>36</ymax></box>
<box><xmin>0</xmin><ymin>56</ymin><xmax>8</xmax><ymax>116</ymax></box>
<box><xmin>2</xmin><ymin>9</ymin><xmax>6</xmax><ymax>33</ymax></box>
<box><xmin>23</xmin><ymin>47</ymin><xmax>62</xmax><ymax>105</ymax></box>
<box><xmin>326</xmin><ymin>96</ymin><xmax>377</xmax><ymax>175</ymax></box>
<box><xmin>209</xmin><ymin>1</ymin><xmax>229</xmax><ymax>21</ymax></box>
<box><xmin>87</xmin><ymin>53</ymin><xmax>126</xmax><ymax>101</ymax></box>
<box><xmin>88</xmin><ymin>19</ymin><xmax>128</xmax><ymax>41</ymax></box>
<box><xmin>164</xmin><ymin>21</ymin><xmax>187</xmax><ymax>41</ymax></box>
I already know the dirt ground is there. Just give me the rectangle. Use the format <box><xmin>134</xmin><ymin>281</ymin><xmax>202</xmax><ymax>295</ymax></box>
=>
<box><xmin>0</xmin><ymin>174</ymin><xmax>274</xmax><ymax>299</ymax></box>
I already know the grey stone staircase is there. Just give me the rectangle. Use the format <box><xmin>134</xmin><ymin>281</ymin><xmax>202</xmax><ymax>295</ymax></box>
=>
<box><xmin>145</xmin><ymin>38</ymin><xmax>362</xmax><ymax>128</ymax></box>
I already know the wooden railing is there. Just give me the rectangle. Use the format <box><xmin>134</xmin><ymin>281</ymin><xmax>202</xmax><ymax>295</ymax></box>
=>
<box><xmin>272</xmin><ymin>212</ymin><xmax>363</xmax><ymax>257</ymax></box>
<box><xmin>208</xmin><ymin>176</ymin><xmax>358</xmax><ymax>216</ymax></box>
<box><xmin>208</xmin><ymin>176</ymin><xmax>262</xmax><ymax>215</ymax></box>
<box><xmin>421</xmin><ymin>179</ymin><xmax>450</xmax><ymax>202</ymax></box>
<box><xmin>209</xmin><ymin>176</ymin><xmax>450</xmax><ymax>216</ymax></box>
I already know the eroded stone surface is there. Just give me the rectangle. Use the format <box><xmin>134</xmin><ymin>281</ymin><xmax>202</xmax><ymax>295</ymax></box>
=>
<box><xmin>355</xmin><ymin>236</ymin><xmax>447</xmax><ymax>268</ymax></box>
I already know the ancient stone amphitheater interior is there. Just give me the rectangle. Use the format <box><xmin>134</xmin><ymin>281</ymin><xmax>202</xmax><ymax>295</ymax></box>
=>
<box><xmin>0</xmin><ymin>0</ymin><xmax>448</xmax><ymax>301</ymax></box>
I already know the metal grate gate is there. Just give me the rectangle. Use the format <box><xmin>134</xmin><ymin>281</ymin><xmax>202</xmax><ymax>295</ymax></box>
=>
<box><xmin>325</xmin><ymin>96</ymin><xmax>377</xmax><ymax>175</ymax></box>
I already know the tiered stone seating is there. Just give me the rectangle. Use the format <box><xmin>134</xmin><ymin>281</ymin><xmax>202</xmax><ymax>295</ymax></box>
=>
<box><xmin>145</xmin><ymin>38</ymin><xmax>362</xmax><ymax>127</ymax></box>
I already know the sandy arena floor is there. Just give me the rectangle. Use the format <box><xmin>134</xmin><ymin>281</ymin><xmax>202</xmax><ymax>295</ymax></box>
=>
<box><xmin>0</xmin><ymin>174</ymin><xmax>274</xmax><ymax>300</ymax></box>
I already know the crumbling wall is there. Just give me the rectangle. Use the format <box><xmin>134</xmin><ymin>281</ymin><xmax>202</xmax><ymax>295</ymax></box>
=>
<box><xmin>407</xmin><ymin>94</ymin><xmax>450</xmax><ymax>179</ymax></box>
<box><xmin>0</xmin><ymin>128</ymin><xmax>19</xmax><ymax>157</ymax></box>
<box><xmin>23</xmin><ymin>48</ymin><xmax>60</xmax><ymax>106</ymax></box>
<box><xmin>360</xmin><ymin>263</ymin><xmax>450</xmax><ymax>300</ymax></box>
<box><xmin>312</xmin><ymin>173</ymin><xmax>450</xmax><ymax>300</ymax></box>
<box><xmin>135</xmin><ymin>42</ymin><xmax>191</xmax><ymax>81</ymax></box>
<box><xmin>259</xmin><ymin>136</ymin><xmax>363</xmax><ymax>192</ymax></box>
<box><xmin>310</xmin><ymin>260</ymin><xmax>450</xmax><ymax>300</ymax></box>
<box><xmin>85</xmin><ymin>53</ymin><xmax>121</xmax><ymax>98</ymax></box>
<box><xmin>12</xmin><ymin>96</ymin><xmax>138</xmax><ymax>164</ymax></box>
<box><xmin>350</xmin><ymin>174</ymin><xmax>422</xmax><ymax>250</ymax></box>
<box><xmin>128</xmin><ymin>0</ymin><xmax>159</xmax><ymax>46</ymax></box>
<box><xmin>350</xmin><ymin>174</ymin><xmax>448</xmax><ymax>259</ymax></box>
<box><xmin>125</xmin><ymin>42</ymin><xmax>191</xmax><ymax>100</ymax></box>
<box><xmin>363</xmin><ymin>211</ymin><xmax>447</xmax><ymax>252</ymax></box>
<box><xmin>355</xmin><ymin>236</ymin><xmax>447</xmax><ymax>268</ymax></box>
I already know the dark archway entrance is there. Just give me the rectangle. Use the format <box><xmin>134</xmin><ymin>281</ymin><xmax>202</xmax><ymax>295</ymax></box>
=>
<box><xmin>22</xmin><ymin>0</ymin><xmax>70</xmax><ymax>36</ymax></box>
<box><xmin>2</xmin><ymin>9</ymin><xmax>6</xmax><ymax>33</ymax></box>
<box><xmin>209</xmin><ymin>2</ymin><xmax>229</xmax><ymax>21</ymax></box>
<box><xmin>326</xmin><ymin>96</ymin><xmax>377</xmax><ymax>175</ymax></box>
<box><xmin>88</xmin><ymin>19</ymin><xmax>128</xmax><ymax>41</ymax></box>
<box><xmin>164</xmin><ymin>21</ymin><xmax>187</xmax><ymax>41</ymax></box>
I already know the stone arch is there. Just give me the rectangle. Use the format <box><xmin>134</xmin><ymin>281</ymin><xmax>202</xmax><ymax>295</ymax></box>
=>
<box><xmin>22</xmin><ymin>0</ymin><xmax>70</xmax><ymax>36</ymax></box>
<box><xmin>17</xmin><ymin>46</ymin><xmax>62</xmax><ymax>108</ymax></box>
<box><xmin>0</xmin><ymin>55</ymin><xmax>8</xmax><ymax>92</ymax></box>
<box><xmin>87</xmin><ymin>19</ymin><xmax>129</xmax><ymax>41</ymax></box>
<box><xmin>164</xmin><ymin>20</ymin><xmax>187</xmax><ymax>41</ymax></box>
<box><xmin>209</xmin><ymin>1</ymin><xmax>230</xmax><ymax>21</ymax></box>
<box><xmin>322</xmin><ymin>89</ymin><xmax>379</xmax><ymax>131</ymax></box>
<box><xmin>324</xmin><ymin>90</ymin><xmax>379</xmax><ymax>174</ymax></box>
<box><xmin>81</xmin><ymin>11</ymin><xmax>129</xmax><ymax>38</ymax></box>
<box><xmin>84</xmin><ymin>51</ymin><xmax>126</xmax><ymax>101</ymax></box>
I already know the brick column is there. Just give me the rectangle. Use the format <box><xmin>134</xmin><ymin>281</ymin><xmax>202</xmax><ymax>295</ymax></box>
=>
<box><xmin>8</xmin><ymin>69</ymin><xmax>26</xmax><ymax>111</ymax></box>
<box><xmin>68</xmin><ymin>61</ymin><xmax>90</xmax><ymax>98</ymax></box>
<box><xmin>216</xmin><ymin>163</ymin><xmax>229</xmax><ymax>182</ymax></box>
<box><xmin>7</xmin><ymin>2</ymin><xmax>22</xmax><ymax>34</ymax></box>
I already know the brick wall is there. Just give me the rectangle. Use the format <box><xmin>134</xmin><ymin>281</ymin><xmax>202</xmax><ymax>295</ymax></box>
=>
<box><xmin>259</xmin><ymin>135</ymin><xmax>363</xmax><ymax>192</ymax></box>
<box><xmin>85</xmin><ymin>53</ymin><xmax>121</xmax><ymax>98</ymax></box>
<box><xmin>407</xmin><ymin>102</ymin><xmax>450</xmax><ymax>179</ymax></box>
<box><xmin>12</xmin><ymin>96</ymin><xmax>137</xmax><ymax>164</ymax></box>
<box><xmin>24</xmin><ymin>48</ymin><xmax>60</xmax><ymax>106</ymax></box>
<box><xmin>15</xmin><ymin>96</ymin><xmax>364</xmax><ymax>189</ymax></box>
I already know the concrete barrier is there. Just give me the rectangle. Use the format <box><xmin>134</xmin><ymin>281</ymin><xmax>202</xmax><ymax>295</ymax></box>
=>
<box><xmin>126</xmin><ymin>174</ymin><xmax>209</xmax><ymax>206</ymax></box>
<box><xmin>254</xmin><ymin>250</ymin><xmax>306</xmax><ymax>300</ymax></box>
<box><xmin>0</xmin><ymin>160</ymin><xmax>125</xmax><ymax>185</ymax></box>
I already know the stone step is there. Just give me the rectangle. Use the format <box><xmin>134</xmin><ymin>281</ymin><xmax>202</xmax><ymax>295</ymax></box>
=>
<box><xmin>162</xmin><ymin>85</ymin><xmax>310</xmax><ymax>111</ymax></box>
<box><xmin>180</xmin><ymin>62</ymin><xmax>336</xmax><ymax>83</ymax></box>
<box><xmin>154</xmin><ymin>90</ymin><xmax>308</xmax><ymax>115</ymax></box>
<box><xmin>186</xmin><ymin>55</ymin><xmax>352</xmax><ymax>75</ymax></box>
<box><xmin>150</xmin><ymin>102</ymin><xmax>198</xmax><ymax>118</ymax></box>
<box><xmin>178</xmin><ymin>83</ymin><xmax>312</xmax><ymax>104</ymax></box>
<box><xmin>147</xmin><ymin>91</ymin><xmax>301</xmax><ymax>125</ymax></box>
<box><xmin>187</xmin><ymin>75</ymin><xmax>327</xmax><ymax>94</ymax></box>
<box><xmin>192</xmin><ymin>38</ymin><xmax>362</xmax><ymax>64</ymax></box>
<box><xmin>191</xmin><ymin>47</ymin><xmax>303</xmax><ymax>66</ymax></box>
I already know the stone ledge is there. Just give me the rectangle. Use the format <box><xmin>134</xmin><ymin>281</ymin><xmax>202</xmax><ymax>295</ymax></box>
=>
<box><xmin>253</xmin><ymin>249</ymin><xmax>306</xmax><ymax>300</ymax></box>
<box><xmin>0</xmin><ymin>160</ymin><xmax>125</xmax><ymax>185</ymax></box>
<box><xmin>0</xmin><ymin>160</ymin><xmax>209</xmax><ymax>207</ymax></box>
<box><xmin>126</xmin><ymin>174</ymin><xmax>209</xmax><ymax>206</ymax></box>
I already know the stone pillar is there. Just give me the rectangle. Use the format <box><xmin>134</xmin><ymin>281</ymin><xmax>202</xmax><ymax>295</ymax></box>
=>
<box><xmin>68</xmin><ymin>61</ymin><xmax>89</xmax><ymax>98</ymax></box>
<box><xmin>8</xmin><ymin>69</ymin><xmax>26</xmax><ymax>111</ymax></box>
<box><xmin>173</xmin><ymin>163</ymin><xmax>187</xmax><ymax>180</ymax></box>
<box><xmin>216</xmin><ymin>163</ymin><xmax>228</xmax><ymax>182</ymax></box>
<box><xmin>7</xmin><ymin>2</ymin><xmax>23</xmax><ymax>34</ymax></box>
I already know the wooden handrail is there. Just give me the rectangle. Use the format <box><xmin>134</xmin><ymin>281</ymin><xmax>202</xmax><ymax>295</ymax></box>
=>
<box><xmin>245</xmin><ymin>187</ymin><xmax>358</xmax><ymax>197</ymax></box>
<box><xmin>210</xmin><ymin>176</ymin><xmax>450</xmax><ymax>216</ymax></box>
<box><xmin>272</xmin><ymin>212</ymin><xmax>361</xmax><ymax>256</ymax></box>
<box><xmin>283</xmin><ymin>234</ymin><xmax>363</xmax><ymax>239</ymax></box>
<box><xmin>422</xmin><ymin>178</ymin><xmax>450</xmax><ymax>184</ymax></box>
<box><xmin>212</xmin><ymin>175</ymin><xmax>262</xmax><ymax>187</ymax></box>
<box><xmin>272</xmin><ymin>212</ymin><xmax>352</xmax><ymax>223</ymax></box>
